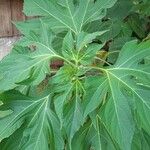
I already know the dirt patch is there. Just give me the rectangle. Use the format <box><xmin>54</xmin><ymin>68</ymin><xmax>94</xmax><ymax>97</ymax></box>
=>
<box><xmin>0</xmin><ymin>36</ymin><xmax>19</xmax><ymax>60</ymax></box>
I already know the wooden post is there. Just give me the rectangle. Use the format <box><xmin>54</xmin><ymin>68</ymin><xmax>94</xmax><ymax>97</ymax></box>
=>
<box><xmin>0</xmin><ymin>0</ymin><xmax>12</xmax><ymax>37</ymax></box>
<box><xmin>0</xmin><ymin>0</ymin><xmax>25</xmax><ymax>37</ymax></box>
<box><xmin>11</xmin><ymin>0</ymin><xmax>25</xmax><ymax>36</ymax></box>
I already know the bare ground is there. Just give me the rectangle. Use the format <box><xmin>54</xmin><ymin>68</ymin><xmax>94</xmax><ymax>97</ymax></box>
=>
<box><xmin>0</xmin><ymin>36</ymin><xmax>19</xmax><ymax>60</ymax></box>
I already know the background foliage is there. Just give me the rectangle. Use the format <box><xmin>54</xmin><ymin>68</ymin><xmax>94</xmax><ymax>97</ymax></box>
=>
<box><xmin>0</xmin><ymin>0</ymin><xmax>150</xmax><ymax>150</ymax></box>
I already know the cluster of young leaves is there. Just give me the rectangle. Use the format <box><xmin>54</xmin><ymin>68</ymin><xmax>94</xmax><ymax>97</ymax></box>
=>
<box><xmin>0</xmin><ymin>0</ymin><xmax>150</xmax><ymax>150</ymax></box>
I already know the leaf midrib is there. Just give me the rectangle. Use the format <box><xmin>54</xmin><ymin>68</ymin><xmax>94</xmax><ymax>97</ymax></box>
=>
<box><xmin>79</xmin><ymin>0</ymin><xmax>90</xmax><ymax>32</ymax></box>
<box><xmin>0</xmin><ymin>97</ymin><xmax>47</xmax><ymax>139</ymax></box>
<box><xmin>65</xmin><ymin>0</ymin><xmax>78</xmax><ymax>33</ymax></box>
<box><xmin>107</xmin><ymin>68</ymin><xmax>150</xmax><ymax>76</ymax></box>
<box><xmin>107</xmin><ymin>71</ymin><xmax>150</xmax><ymax>110</ymax></box>
<box><xmin>33</xmin><ymin>0</ymin><xmax>76</xmax><ymax>33</ymax></box>
<box><xmin>106</xmin><ymin>72</ymin><xmax>124</xmax><ymax>144</ymax></box>
<box><xmin>33</xmin><ymin>98</ymin><xmax>49</xmax><ymax>150</ymax></box>
<box><xmin>117</xmin><ymin>48</ymin><xmax>149</xmax><ymax>67</ymax></box>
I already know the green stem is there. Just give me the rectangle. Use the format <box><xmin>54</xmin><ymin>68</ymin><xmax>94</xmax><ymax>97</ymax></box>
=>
<box><xmin>107</xmin><ymin>50</ymin><xmax>120</xmax><ymax>56</ymax></box>
<box><xmin>95</xmin><ymin>57</ymin><xmax>112</xmax><ymax>66</ymax></box>
<box><xmin>84</xmin><ymin>66</ymin><xmax>106</xmax><ymax>73</ymax></box>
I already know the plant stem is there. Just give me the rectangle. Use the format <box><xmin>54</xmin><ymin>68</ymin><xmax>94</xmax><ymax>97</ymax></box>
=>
<box><xmin>84</xmin><ymin>66</ymin><xmax>106</xmax><ymax>73</ymax></box>
<box><xmin>95</xmin><ymin>56</ymin><xmax>112</xmax><ymax>66</ymax></box>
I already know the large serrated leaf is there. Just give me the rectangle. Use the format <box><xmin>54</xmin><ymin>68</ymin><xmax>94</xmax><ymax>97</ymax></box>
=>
<box><xmin>0</xmin><ymin>21</ymin><xmax>64</xmax><ymax>92</ymax></box>
<box><xmin>23</xmin><ymin>0</ymin><xmax>117</xmax><ymax>34</ymax></box>
<box><xmin>0</xmin><ymin>91</ymin><xmax>64</xmax><ymax>150</ymax></box>
<box><xmin>84</xmin><ymin>40</ymin><xmax>150</xmax><ymax>150</ymax></box>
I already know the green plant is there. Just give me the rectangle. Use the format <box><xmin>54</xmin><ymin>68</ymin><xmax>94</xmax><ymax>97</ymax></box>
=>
<box><xmin>0</xmin><ymin>0</ymin><xmax>150</xmax><ymax>149</ymax></box>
